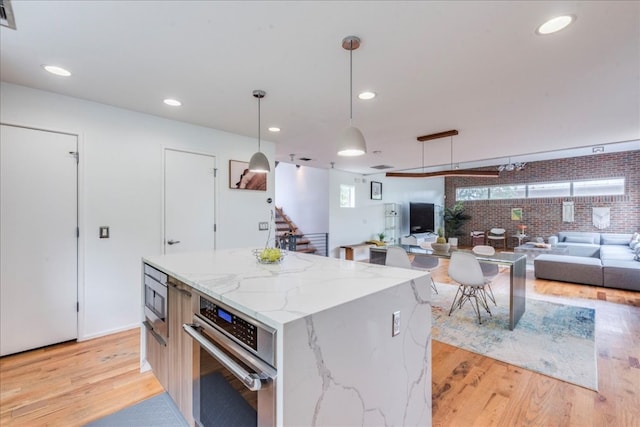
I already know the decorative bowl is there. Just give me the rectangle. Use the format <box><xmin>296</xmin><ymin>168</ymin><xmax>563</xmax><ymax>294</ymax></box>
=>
<box><xmin>430</xmin><ymin>243</ymin><xmax>451</xmax><ymax>253</ymax></box>
<box><xmin>253</xmin><ymin>248</ymin><xmax>287</xmax><ymax>264</ymax></box>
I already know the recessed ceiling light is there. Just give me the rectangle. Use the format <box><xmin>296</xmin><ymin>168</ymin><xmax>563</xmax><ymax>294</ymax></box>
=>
<box><xmin>268</xmin><ymin>127</ymin><xmax>280</xmax><ymax>132</ymax></box>
<box><xmin>43</xmin><ymin>65</ymin><xmax>71</xmax><ymax>77</ymax></box>
<box><xmin>358</xmin><ymin>91</ymin><xmax>376</xmax><ymax>100</ymax></box>
<box><xmin>536</xmin><ymin>15</ymin><xmax>575</xmax><ymax>35</ymax></box>
<box><xmin>163</xmin><ymin>98</ymin><xmax>182</xmax><ymax>107</ymax></box>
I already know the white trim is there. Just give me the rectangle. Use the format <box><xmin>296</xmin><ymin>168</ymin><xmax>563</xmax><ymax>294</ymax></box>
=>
<box><xmin>77</xmin><ymin>323</ymin><xmax>141</xmax><ymax>342</ymax></box>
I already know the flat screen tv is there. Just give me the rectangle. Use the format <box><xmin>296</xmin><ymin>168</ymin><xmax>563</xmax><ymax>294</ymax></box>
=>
<box><xmin>409</xmin><ymin>202</ymin><xmax>435</xmax><ymax>234</ymax></box>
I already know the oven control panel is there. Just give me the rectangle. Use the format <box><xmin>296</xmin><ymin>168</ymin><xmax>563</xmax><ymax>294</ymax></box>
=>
<box><xmin>199</xmin><ymin>298</ymin><xmax>257</xmax><ymax>351</ymax></box>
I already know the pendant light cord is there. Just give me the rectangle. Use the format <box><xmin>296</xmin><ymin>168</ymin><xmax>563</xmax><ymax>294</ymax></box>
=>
<box><xmin>349</xmin><ymin>39</ymin><xmax>353</xmax><ymax>126</ymax></box>
<box><xmin>257</xmin><ymin>95</ymin><xmax>261</xmax><ymax>151</ymax></box>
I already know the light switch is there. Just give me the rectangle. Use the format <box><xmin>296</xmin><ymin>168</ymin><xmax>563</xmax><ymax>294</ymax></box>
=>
<box><xmin>392</xmin><ymin>311</ymin><xmax>400</xmax><ymax>337</ymax></box>
<box><xmin>258</xmin><ymin>222</ymin><xmax>269</xmax><ymax>231</ymax></box>
<box><xmin>99</xmin><ymin>226</ymin><xmax>109</xmax><ymax>238</ymax></box>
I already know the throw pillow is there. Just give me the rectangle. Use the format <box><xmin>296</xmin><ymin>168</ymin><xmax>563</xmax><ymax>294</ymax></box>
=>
<box><xmin>631</xmin><ymin>239</ymin><xmax>640</xmax><ymax>250</ymax></box>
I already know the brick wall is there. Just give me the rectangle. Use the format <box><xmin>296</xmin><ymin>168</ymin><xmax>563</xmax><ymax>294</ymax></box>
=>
<box><xmin>444</xmin><ymin>150</ymin><xmax>640</xmax><ymax>248</ymax></box>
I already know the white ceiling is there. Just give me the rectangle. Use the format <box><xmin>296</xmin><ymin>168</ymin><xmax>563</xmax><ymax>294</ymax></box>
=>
<box><xmin>1</xmin><ymin>1</ymin><xmax>639</xmax><ymax>174</ymax></box>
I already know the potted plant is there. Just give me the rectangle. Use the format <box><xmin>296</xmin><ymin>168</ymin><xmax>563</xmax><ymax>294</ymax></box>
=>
<box><xmin>444</xmin><ymin>202</ymin><xmax>471</xmax><ymax>246</ymax></box>
<box><xmin>431</xmin><ymin>228</ymin><xmax>450</xmax><ymax>253</ymax></box>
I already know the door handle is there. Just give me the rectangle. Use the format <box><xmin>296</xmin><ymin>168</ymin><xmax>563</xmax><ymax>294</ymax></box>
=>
<box><xmin>167</xmin><ymin>240</ymin><xmax>181</xmax><ymax>245</ymax></box>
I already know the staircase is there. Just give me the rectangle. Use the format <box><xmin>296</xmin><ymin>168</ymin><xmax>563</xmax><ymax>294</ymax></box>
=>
<box><xmin>274</xmin><ymin>206</ymin><xmax>316</xmax><ymax>254</ymax></box>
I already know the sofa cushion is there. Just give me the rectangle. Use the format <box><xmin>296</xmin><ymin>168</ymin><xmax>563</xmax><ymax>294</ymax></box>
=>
<box><xmin>600</xmin><ymin>245</ymin><xmax>635</xmax><ymax>261</ymax></box>
<box><xmin>600</xmin><ymin>233</ymin><xmax>633</xmax><ymax>245</ymax></box>
<box><xmin>558</xmin><ymin>232</ymin><xmax>600</xmax><ymax>244</ymax></box>
<box><xmin>534</xmin><ymin>254</ymin><xmax>603</xmax><ymax>286</ymax></box>
<box><xmin>561</xmin><ymin>244</ymin><xmax>601</xmax><ymax>258</ymax></box>
<box><xmin>602</xmin><ymin>260</ymin><xmax>640</xmax><ymax>291</ymax></box>
<box><xmin>565</xmin><ymin>236</ymin><xmax>596</xmax><ymax>243</ymax></box>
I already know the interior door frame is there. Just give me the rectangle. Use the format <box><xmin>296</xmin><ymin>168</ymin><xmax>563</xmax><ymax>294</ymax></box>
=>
<box><xmin>0</xmin><ymin>122</ymin><xmax>86</xmax><ymax>341</ymax></box>
<box><xmin>162</xmin><ymin>147</ymin><xmax>218</xmax><ymax>254</ymax></box>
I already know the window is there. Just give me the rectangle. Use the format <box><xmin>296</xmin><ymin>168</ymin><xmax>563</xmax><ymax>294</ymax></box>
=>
<box><xmin>528</xmin><ymin>182</ymin><xmax>570</xmax><ymax>198</ymax></box>
<box><xmin>573</xmin><ymin>178</ymin><xmax>624</xmax><ymax>196</ymax></box>
<box><xmin>340</xmin><ymin>185</ymin><xmax>355</xmax><ymax>208</ymax></box>
<box><xmin>489</xmin><ymin>185</ymin><xmax>526</xmax><ymax>200</ymax></box>
<box><xmin>455</xmin><ymin>177</ymin><xmax>624</xmax><ymax>201</ymax></box>
<box><xmin>456</xmin><ymin>187</ymin><xmax>488</xmax><ymax>201</ymax></box>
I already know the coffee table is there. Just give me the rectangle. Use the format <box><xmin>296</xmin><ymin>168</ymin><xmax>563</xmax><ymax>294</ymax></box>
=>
<box><xmin>514</xmin><ymin>243</ymin><xmax>569</xmax><ymax>264</ymax></box>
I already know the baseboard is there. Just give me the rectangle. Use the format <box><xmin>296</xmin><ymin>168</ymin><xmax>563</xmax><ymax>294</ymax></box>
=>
<box><xmin>77</xmin><ymin>322</ymin><xmax>141</xmax><ymax>342</ymax></box>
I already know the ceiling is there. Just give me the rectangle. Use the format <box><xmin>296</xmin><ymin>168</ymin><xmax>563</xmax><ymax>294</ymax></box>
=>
<box><xmin>1</xmin><ymin>1</ymin><xmax>638</xmax><ymax>175</ymax></box>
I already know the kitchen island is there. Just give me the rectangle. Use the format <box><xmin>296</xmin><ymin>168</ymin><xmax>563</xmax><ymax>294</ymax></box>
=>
<box><xmin>143</xmin><ymin>248</ymin><xmax>432</xmax><ymax>426</ymax></box>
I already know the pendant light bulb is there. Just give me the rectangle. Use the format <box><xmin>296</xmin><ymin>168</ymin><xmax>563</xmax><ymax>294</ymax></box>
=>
<box><xmin>249</xmin><ymin>90</ymin><xmax>270</xmax><ymax>173</ymax></box>
<box><xmin>337</xmin><ymin>35</ymin><xmax>367</xmax><ymax>157</ymax></box>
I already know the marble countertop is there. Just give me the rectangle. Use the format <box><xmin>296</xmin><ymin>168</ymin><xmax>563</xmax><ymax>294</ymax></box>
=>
<box><xmin>143</xmin><ymin>248</ymin><xmax>427</xmax><ymax>329</ymax></box>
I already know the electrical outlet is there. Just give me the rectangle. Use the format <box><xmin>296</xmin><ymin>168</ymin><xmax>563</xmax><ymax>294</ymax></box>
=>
<box><xmin>392</xmin><ymin>311</ymin><xmax>400</xmax><ymax>337</ymax></box>
<box><xmin>258</xmin><ymin>222</ymin><xmax>269</xmax><ymax>231</ymax></box>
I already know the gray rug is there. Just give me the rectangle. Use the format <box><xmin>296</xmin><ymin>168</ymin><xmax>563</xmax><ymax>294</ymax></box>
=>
<box><xmin>432</xmin><ymin>282</ymin><xmax>598</xmax><ymax>390</ymax></box>
<box><xmin>85</xmin><ymin>392</ymin><xmax>188</xmax><ymax>427</ymax></box>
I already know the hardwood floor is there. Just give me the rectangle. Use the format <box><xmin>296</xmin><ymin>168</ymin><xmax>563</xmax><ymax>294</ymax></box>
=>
<box><xmin>0</xmin><ymin>328</ymin><xmax>162</xmax><ymax>426</ymax></box>
<box><xmin>430</xmin><ymin>260</ymin><xmax>640</xmax><ymax>427</ymax></box>
<box><xmin>1</xmin><ymin>262</ymin><xmax>638</xmax><ymax>426</ymax></box>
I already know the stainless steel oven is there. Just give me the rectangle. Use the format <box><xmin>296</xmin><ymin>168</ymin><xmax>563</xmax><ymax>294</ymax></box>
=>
<box><xmin>143</xmin><ymin>263</ymin><xmax>168</xmax><ymax>342</ymax></box>
<box><xmin>183</xmin><ymin>291</ymin><xmax>277</xmax><ymax>427</ymax></box>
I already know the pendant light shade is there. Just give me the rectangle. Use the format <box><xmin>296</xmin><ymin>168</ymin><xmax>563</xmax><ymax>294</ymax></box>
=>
<box><xmin>337</xmin><ymin>126</ymin><xmax>367</xmax><ymax>156</ymax></box>
<box><xmin>337</xmin><ymin>35</ymin><xmax>366</xmax><ymax>157</ymax></box>
<box><xmin>248</xmin><ymin>151</ymin><xmax>270</xmax><ymax>173</ymax></box>
<box><xmin>248</xmin><ymin>89</ymin><xmax>270</xmax><ymax>173</ymax></box>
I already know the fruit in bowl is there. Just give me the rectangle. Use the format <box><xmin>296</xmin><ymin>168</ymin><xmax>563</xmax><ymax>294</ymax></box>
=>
<box><xmin>256</xmin><ymin>247</ymin><xmax>284</xmax><ymax>263</ymax></box>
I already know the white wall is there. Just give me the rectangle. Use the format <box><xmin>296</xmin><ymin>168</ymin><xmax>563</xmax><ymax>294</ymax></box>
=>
<box><xmin>274</xmin><ymin>163</ymin><xmax>329</xmax><ymax>234</ymax></box>
<box><xmin>0</xmin><ymin>82</ymin><xmax>275</xmax><ymax>339</ymax></box>
<box><xmin>328</xmin><ymin>170</ymin><xmax>444</xmax><ymax>258</ymax></box>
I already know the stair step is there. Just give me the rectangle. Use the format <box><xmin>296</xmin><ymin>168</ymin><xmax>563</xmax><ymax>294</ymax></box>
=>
<box><xmin>295</xmin><ymin>248</ymin><xmax>316</xmax><ymax>253</ymax></box>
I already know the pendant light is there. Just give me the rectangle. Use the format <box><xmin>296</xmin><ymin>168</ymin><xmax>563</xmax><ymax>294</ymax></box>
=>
<box><xmin>337</xmin><ymin>35</ymin><xmax>367</xmax><ymax>157</ymax></box>
<box><xmin>248</xmin><ymin>89</ymin><xmax>270</xmax><ymax>173</ymax></box>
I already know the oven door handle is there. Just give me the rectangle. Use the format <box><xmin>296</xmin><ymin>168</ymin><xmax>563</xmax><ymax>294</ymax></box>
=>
<box><xmin>183</xmin><ymin>323</ymin><xmax>265</xmax><ymax>392</ymax></box>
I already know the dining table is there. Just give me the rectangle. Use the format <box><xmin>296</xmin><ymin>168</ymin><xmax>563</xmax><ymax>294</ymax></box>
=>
<box><xmin>369</xmin><ymin>245</ymin><xmax>527</xmax><ymax>330</ymax></box>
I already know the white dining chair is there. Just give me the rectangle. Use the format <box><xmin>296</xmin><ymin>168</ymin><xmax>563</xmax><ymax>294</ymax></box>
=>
<box><xmin>447</xmin><ymin>251</ymin><xmax>494</xmax><ymax>324</ymax></box>
<box><xmin>472</xmin><ymin>245</ymin><xmax>499</xmax><ymax>305</ymax></box>
<box><xmin>386</xmin><ymin>247</ymin><xmax>437</xmax><ymax>293</ymax></box>
<box><xmin>411</xmin><ymin>255</ymin><xmax>439</xmax><ymax>294</ymax></box>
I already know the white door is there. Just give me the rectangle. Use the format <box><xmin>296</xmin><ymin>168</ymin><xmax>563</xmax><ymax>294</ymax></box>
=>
<box><xmin>164</xmin><ymin>149</ymin><xmax>216</xmax><ymax>254</ymax></box>
<box><xmin>0</xmin><ymin>125</ymin><xmax>78</xmax><ymax>356</ymax></box>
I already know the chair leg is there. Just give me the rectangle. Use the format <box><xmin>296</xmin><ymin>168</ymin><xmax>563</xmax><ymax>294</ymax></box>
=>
<box><xmin>485</xmin><ymin>283</ymin><xmax>497</xmax><ymax>305</ymax></box>
<box><xmin>431</xmin><ymin>277</ymin><xmax>438</xmax><ymax>294</ymax></box>
<box><xmin>449</xmin><ymin>284</ymin><xmax>493</xmax><ymax>324</ymax></box>
<box><xmin>448</xmin><ymin>285</ymin><xmax>465</xmax><ymax>316</ymax></box>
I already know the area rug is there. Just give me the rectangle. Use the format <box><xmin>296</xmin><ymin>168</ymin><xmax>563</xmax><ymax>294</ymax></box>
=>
<box><xmin>431</xmin><ymin>283</ymin><xmax>598</xmax><ymax>391</ymax></box>
<box><xmin>85</xmin><ymin>392</ymin><xmax>188</xmax><ymax>427</ymax></box>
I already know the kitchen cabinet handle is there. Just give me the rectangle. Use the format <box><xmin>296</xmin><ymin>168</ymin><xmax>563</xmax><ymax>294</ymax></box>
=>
<box><xmin>183</xmin><ymin>323</ymin><xmax>264</xmax><ymax>392</ymax></box>
<box><xmin>143</xmin><ymin>320</ymin><xmax>166</xmax><ymax>346</ymax></box>
<box><xmin>168</xmin><ymin>281</ymin><xmax>192</xmax><ymax>297</ymax></box>
<box><xmin>167</xmin><ymin>240</ymin><xmax>180</xmax><ymax>245</ymax></box>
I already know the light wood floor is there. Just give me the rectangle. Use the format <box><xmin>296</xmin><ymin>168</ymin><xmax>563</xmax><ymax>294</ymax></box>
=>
<box><xmin>1</xmin><ymin>261</ymin><xmax>638</xmax><ymax>426</ymax></box>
